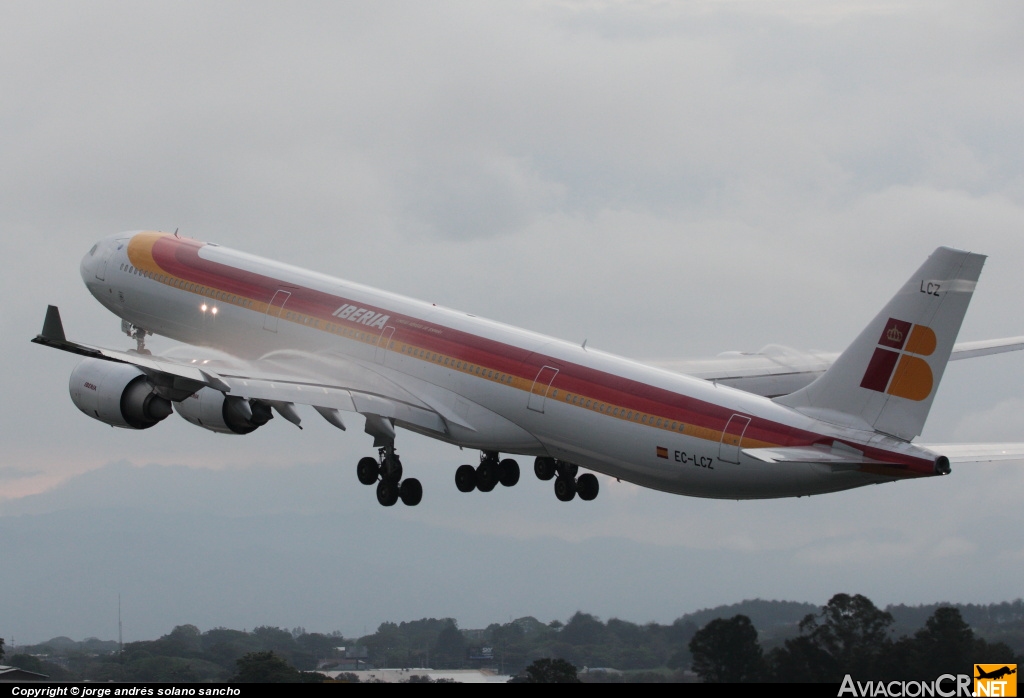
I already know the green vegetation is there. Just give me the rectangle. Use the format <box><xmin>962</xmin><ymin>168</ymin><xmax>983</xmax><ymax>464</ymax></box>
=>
<box><xmin>690</xmin><ymin>595</ymin><xmax>1022</xmax><ymax>683</ymax></box>
<box><xmin>230</xmin><ymin>651</ymin><xmax>328</xmax><ymax>683</ymax></box>
<box><xmin>510</xmin><ymin>658</ymin><xmax>581</xmax><ymax>683</ymax></box>
<box><xmin>689</xmin><ymin>615</ymin><xmax>763</xmax><ymax>682</ymax></box>
<box><xmin>5</xmin><ymin>596</ymin><xmax>1022</xmax><ymax>682</ymax></box>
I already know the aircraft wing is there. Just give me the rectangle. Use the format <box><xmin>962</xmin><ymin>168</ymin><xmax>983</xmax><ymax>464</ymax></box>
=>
<box><xmin>33</xmin><ymin>305</ymin><xmax>451</xmax><ymax>437</ymax></box>
<box><xmin>205</xmin><ymin>351</ymin><xmax>455</xmax><ymax>435</ymax></box>
<box><xmin>649</xmin><ymin>337</ymin><xmax>1024</xmax><ymax>397</ymax></box>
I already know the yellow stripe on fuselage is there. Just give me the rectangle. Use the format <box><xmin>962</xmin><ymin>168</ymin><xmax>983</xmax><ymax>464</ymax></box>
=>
<box><xmin>126</xmin><ymin>231</ymin><xmax>166</xmax><ymax>275</ymax></box>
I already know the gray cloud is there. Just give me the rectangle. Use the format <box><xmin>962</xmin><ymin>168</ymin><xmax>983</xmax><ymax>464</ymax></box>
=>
<box><xmin>3</xmin><ymin>1</ymin><xmax>1024</xmax><ymax>641</ymax></box>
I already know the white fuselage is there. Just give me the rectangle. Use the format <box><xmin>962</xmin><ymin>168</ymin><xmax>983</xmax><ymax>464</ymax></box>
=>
<box><xmin>79</xmin><ymin>231</ymin><xmax>939</xmax><ymax>499</ymax></box>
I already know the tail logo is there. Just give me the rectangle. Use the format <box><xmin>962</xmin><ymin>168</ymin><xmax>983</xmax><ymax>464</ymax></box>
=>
<box><xmin>860</xmin><ymin>318</ymin><xmax>936</xmax><ymax>401</ymax></box>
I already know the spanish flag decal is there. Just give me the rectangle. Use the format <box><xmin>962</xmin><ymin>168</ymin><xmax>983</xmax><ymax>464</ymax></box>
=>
<box><xmin>657</xmin><ymin>446</ymin><xmax>668</xmax><ymax>459</ymax></box>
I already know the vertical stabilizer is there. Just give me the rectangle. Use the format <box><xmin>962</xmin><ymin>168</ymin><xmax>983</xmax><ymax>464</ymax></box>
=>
<box><xmin>775</xmin><ymin>247</ymin><xmax>985</xmax><ymax>440</ymax></box>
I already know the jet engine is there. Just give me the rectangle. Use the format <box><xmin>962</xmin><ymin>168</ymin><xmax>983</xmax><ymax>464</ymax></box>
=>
<box><xmin>174</xmin><ymin>387</ymin><xmax>273</xmax><ymax>434</ymax></box>
<box><xmin>69</xmin><ymin>358</ymin><xmax>173</xmax><ymax>429</ymax></box>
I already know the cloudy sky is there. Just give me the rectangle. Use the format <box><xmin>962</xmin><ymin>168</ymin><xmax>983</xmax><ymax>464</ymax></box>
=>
<box><xmin>2</xmin><ymin>1</ymin><xmax>1023</xmax><ymax>643</ymax></box>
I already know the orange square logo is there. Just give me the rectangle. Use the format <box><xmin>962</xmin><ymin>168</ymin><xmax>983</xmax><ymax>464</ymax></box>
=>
<box><xmin>975</xmin><ymin>664</ymin><xmax>1017</xmax><ymax>697</ymax></box>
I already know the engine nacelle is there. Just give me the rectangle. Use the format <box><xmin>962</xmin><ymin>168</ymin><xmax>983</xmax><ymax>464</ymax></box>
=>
<box><xmin>174</xmin><ymin>387</ymin><xmax>273</xmax><ymax>434</ymax></box>
<box><xmin>69</xmin><ymin>358</ymin><xmax>173</xmax><ymax>429</ymax></box>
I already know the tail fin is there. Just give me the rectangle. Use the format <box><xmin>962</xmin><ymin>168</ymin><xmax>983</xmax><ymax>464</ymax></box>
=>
<box><xmin>775</xmin><ymin>247</ymin><xmax>985</xmax><ymax>440</ymax></box>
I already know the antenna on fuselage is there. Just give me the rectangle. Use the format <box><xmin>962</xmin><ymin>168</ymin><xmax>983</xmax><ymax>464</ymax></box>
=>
<box><xmin>174</xmin><ymin>228</ymin><xmax>179</xmax><ymax>238</ymax></box>
<box><xmin>581</xmin><ymin>338</ymin><xmax>588</xmax><ymax>351</ymax></box>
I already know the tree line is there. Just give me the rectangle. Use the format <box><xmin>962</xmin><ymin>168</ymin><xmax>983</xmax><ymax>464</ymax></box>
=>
<box><xmin>690</xmin><ymin>594</ymin><xmax>1022</xmax><ymax>683</ymax></box>
<box><xmin>3</xmin><ymin>595</ymin><xmax>1022</xmax><ymax>682</ymax></box>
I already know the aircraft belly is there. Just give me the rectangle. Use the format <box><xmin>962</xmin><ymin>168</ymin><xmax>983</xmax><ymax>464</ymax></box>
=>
<box><xmin>521</xmin><ymin>396</ymin><xmax>882</xmax><ymax>499</ymax></box>
<box><xmin>430</xmin><ymin>391</ymin><xmax>543</xmax><ymax>452</ymax></box>
<box><xmin>120</xmin><ymin>290</ymin><xmax>197</xmax><ymax>342</ymax></box>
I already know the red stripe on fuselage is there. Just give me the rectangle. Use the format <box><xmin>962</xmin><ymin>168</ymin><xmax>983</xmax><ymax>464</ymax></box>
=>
<box><xmin>145</xmin><ymin>234</ymin><xmax>936</xmax><ymax>475</ymax></box>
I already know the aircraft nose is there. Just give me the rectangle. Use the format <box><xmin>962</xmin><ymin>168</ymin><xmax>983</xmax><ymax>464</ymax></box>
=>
<box><xmin>81</xmin><ymin>234</ymin><xmax>122</xmax><ymax>288</ymax></box>
<box><xmin>81</xmin><ymin>232</ymin><xmax>139</xmax><ymax>294</ymax></box>
<box><xmin>80</xmin><ymin>240</ymin><xmax>102</xmax><ymax>283</ymax></box>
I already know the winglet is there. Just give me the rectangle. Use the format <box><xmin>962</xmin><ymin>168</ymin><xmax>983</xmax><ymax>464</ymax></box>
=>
<box><xmin>39</xmin><ymin>305</ymin><xmax>67</xmax><ymax>343</ymax></box>
<box><xmin>33</xmin><ymin>305</ymin><xmax>99</xmax><ymax>358</ymax></box>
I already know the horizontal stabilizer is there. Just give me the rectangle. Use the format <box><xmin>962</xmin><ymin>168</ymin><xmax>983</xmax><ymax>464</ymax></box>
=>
<box><xmin>949</xmin><ymin>337</ymin><xmax>1024</xmax><ymax>360</ymax></box>
<box><xmin>649</xmin><ymin>336</ymin><xmax>1023</xmax><ymax>399</ymax></box>
<box><xmin>915</xmin><ymin>443</ymin><xmax>1024</xmax><ymax>464</ymax></box>
<box><xmin>743</xmin><ymin>445</ymin><xmax>893</xmax><ymax>471</ymax></box>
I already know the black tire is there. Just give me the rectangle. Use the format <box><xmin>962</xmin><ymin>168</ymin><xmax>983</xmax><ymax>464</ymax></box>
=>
<box><xmin>455</xmin><ymin>464</ymin><xmax>477</xmax><ymax>492</ymax></box>
<box><xmin>376</xmin><ymin>479</ymin><xmax>399</xmax><ymax>506</ymax></box>
<box><xmin>577</xmin><ymin>473</ymin><xmax>599</xmax><ymax>501</ymax></box>
<box><xmin>357</xmin><ymin>457</ymin><xmax>380</xmax><ymax>485</ymax></box>
<box><xmin>498</xmin><ymin>458</ymin><xmax>520</xmax><ymax>487</ymax></box>
<box><xmin>534</xmin><ymin>456</ymin><xmax>556</xmax><ymax>481</ymax></box>
<box><xmin>400</xmin><ymin>478</ymin><xmax>423</xmax><ymax>506</ymax></box>
<box><xmin>381</xmin><ymin>455</ymin><xmax>403</xmax><ymax>482</ymax></box>
<box><xmin>554</xmin><ymin>475</ymin><xmax>576</xmax><ymax>502</ymax></box>
<box><xmin>556</xmin><ymin>461</ymin><xmax>578</xmax><ymax>479</ymax></box>
<box><xmin>477</xmin><ymin>460</ymin><xmax>499</xmax><ymax>492</ymax></box>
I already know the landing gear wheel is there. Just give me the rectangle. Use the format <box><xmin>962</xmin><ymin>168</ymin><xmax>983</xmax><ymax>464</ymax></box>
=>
<box><xmin>556</xmin><ymin>461</ymin><xmax>578</xmax><ymax>479</ymax></box>
<box><xmin>576</xmin><ymin>473</ymin><xmax>599</xmax><ymax>501</ymax></box>
<box><xmin>357</xmin><ymin>457</ymin><xmax>380</xmax><ymax>485</ymax></box>
<box><xmin>455</xmin><ymin>464</ymin><xmax>477</xmax><ymax>492</ymax></box>
<box><xmin>476</xmin><ymin>460</ymin><xmax>499</xmax><ymax>492</ymax></box>
<box><xmin>554</xmin><ymin>475</ymin><xmax>577</xmax><ymax>502</ymax></box>
<box><xmin>376</xmin><ymin>479</ymin><xmax>399</xmax><ymax>506</ymax></box>
<box><xmin>400</xmin><ymin>478</ymin><xmax>423</xmax><ymax>506</ymax></box>
<box><xmin>498</xmin><ymin>458</ymin><xmax>520</xmax><ymax>487</ymax></box>
<box><xmin>534</xmin><ymin>457</ymin><xmax>556</xmax><ymax>481</ymax></box>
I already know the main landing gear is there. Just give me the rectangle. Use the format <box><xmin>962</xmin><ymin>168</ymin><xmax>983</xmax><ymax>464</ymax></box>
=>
<box><xmin>454</xmin><ymin>451</ymin><xmax>521</xmax><ymax>493</ymax></box>
<box><xmin>534</xmin><ymin>456</ymin><xmax>599</xmax><ymax>502</ymax></box>
<box><xmin>357</xmin><ymin>446</ymin><xmax>422</xmax><ymax>507</ymax></box>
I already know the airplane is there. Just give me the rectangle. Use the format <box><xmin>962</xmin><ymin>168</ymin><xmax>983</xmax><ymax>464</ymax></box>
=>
<box><xmin>33</xmin><ymin>231</ymin><xmax>1024</xmax><ymax>507</ymax></box>
<box><xmin>976</xmin><ymin>666</ymin><xmax>1017</xmax><ymax>681</ymax></box>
